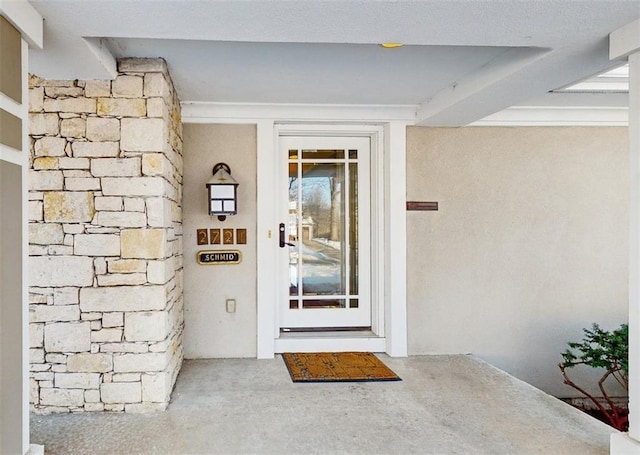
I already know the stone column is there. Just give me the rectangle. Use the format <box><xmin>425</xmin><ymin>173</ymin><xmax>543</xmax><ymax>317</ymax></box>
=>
<box><xmin>28</xmin><ymin>58</ymin><xmax>183</xmax><ymax>413</ymax></box>
<box><xmin>610</xmin><ymin>18</ymin><xmax>640</xmax><ymax>454</ymax></box>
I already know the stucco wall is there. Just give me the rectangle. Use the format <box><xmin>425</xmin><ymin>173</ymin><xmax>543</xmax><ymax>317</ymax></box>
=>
<box><xmin>183</xmin><ymin>124</ymin><xmax>257</xmax><ymax>358</ymax></box>
<box><xmin>406</xmin><ymin>126</ymin><xmax>629</xmax><ymax>397</ymax></box>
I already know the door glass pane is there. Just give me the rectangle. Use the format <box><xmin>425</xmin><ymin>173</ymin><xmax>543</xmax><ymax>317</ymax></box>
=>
<box><xmin>289</xmin><ymin>163</ymin><xmax>299</xmax><ymax>296</ymax></box>
<box><xmin>301</xmin><ymin>162</ymin><xmax>345</xmax><ymax>295</ymax></box>
<box><xmin>302</xmin><ymin>299</ymin><xmax>346</xmax><ymax>309</ymax></box>
<box><xmin>301</xmin><ymin>149</ymin><xmax>345</xmax><ymax>159</ymax></box>
<box><xmin>349</xmin><ymin>163</ymin><xmax>358</xmax><ymax>295</ymax></box>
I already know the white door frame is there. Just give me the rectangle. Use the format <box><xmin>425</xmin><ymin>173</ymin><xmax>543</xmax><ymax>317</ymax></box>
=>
<box><xmin>256</xmin><ymin>121</ymin><xmax>408</xmax><ymax>358</ymax></box>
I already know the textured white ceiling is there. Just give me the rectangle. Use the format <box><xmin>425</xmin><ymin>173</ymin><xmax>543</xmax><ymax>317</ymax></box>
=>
<box><xmin>28</xmin><ymin>0</ymin><xmax>640</xmax><ymax>125</ymax></box>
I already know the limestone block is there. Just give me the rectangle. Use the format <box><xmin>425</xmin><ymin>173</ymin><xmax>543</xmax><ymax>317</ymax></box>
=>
<box><xmin>29</xmin><ymin>201</ymin><xmax>44</xmax><ymax>222</ymax></box>
<box><xmin>121</xmin><ymin>118</ymin><xmax>165</xmax><ymax>152</ymax></box>
<box><xmin>113</xmin><ymin>352</ymin><xmax>167</xmax><ymax>373</ymax></box>
<box><xmin>43</xmin><ymin>97</ymin><xmax>96</xmax><ymax>114</ymax></box>
<box><xmin>94</xmin><ymin>196</ymin><xmax>122</xmax><ymax>211</ymax></box>
<box><xmin>58</xmin><ymin>157</ymin><xmax>90</xmax><ymax>170</ymax></box>
<box><xmin>64</xmin><ymin>168</ymin><xmax>91</xmax><ymax>177</ymax></box>
<box><xmin>124</xmin><ymin>197</ymin><xmax>145</xmax><ymax>212</ymax></box>
<box><xmin>29</xmin><ymin>170</ymin><xmax>63</xmax><ymax>191</ymax></box>
<box><xmin>79</xmin><ymin>285</ymin><xmax>166</xmax><ymax>312</ymax></box>
<box><xmin>55</xmin><ymin>373</ymin><xmax>100</xmax><ymax>389</ymax></box>
<box><xmin>143</xmin><ymin>73</ymin><xmax>169</xmax><ymax>98</ymax></box>
<box><xmin>34</xmin><ymin>137</ymin><xmax>66</xmax><ymax>157</ymax></box>
<box><xmin>30</xmin><ymin>378</ymin><xmax>40</xmax><ymax>405</ymax></box>
<box><xmin>53</xmin><ymin>288</ymin><xmax>79</xmax><ymax>305</ymax></box>
<box><xmin>97</xmin><ymin>273</ymin><xmax>147</xmax><ymax>286</ymax></box>
<box><xmin>107</xmin><ymin>259</ymin><xmax>146</xmax><ymax>273</ymax></box>
<box><xmin>146</xmin><ymin>98</ymin><xmax>164</xmax><ymax>118</ymax></box>
<box><xmin>113</xmin><ymin>373</ymin><xmax>140</xmax><ymax>382</ymax></box>
<box><xmin>29</xmin><ymin>302</ymin><xmax>78</xmax><ymax>324</ymax></box>
<box><xmin>30</xmin><ymin>323</ymin><xmax>44</xmax><ymax>348</ymax></box>
<box><xmin>125</xmin><ymin>402</ymin><xmax>167</xmax><ymax>413</ymax></box>
<box><xmin>121</xmin><ymin>229</ymin><xmax>166</xmax><ymax>259</ymax></box>
<box><xmin>29</xmin><ymin>86</ymin><xmax>44</xmax><ymax>112</ymax></box>
<box><xmin>33</xmin><ymin>157</ymin><xmax>59</xmax><ymax>170</ymax></box>
<box><xmin>95</xmin><ymin>211</ymin><xmax>146</xmax><ymax>228</ymax></box>
<box><xmin>85</xmin><ymin>402</ymin><xmax>105</xmax><ymax>411</ymax></box>
<box><xmin>124</xmin><ymin>311</ymin><xmax>169</xmax><ymax>342</ymax></box>
<box><xmin>30</xmin><ymin>364</ymin><xmax>52</xmax><ymax>372</ymax></box>
<box><xmin>94</xmin><ymin>258</ymin><xmax>108</xmax><ymax>276</ymax></box>
<box><xmin>44</xmin><ymin>191</ymin><xmax>95</xmax><ymax>223</ymax></box>
<box><xmin>72</xmin><ymin>141</ymin><xmax>119</xmax><ymax>158</ymax></box>
<box><xmin>48</xmin><ymin>244</ymin><xmax>74</xmax><ymax>255</ymax></box>
<box><xmin>60</xmin><ymin>118</ymin><xmax>86</xmax><ymax>139</ymax></box>
<box><xmin>84</xmin><ymin>389</ymin><xmax>101</xmax><ymax>402</ymax></box>
<box><xmin>119</xmin><ymin>58</ymin><xmax>167</xmax><ymax>73</ymax></box>
<box><xmin>30</xmin><ymin>113</ymin><xmax>60</xmax><ymax>136</ymax></box>
<box><xmin>30</xmin><ymin>255</ymin><xmax>94</xmax><ymax>287</ymax></box>
<box><xmin>44</xmin><ymin>322</ymin><xmax>91</xmax><ymax>353</ymax></box>
<box><xmin>104</xmin><ymin>404</ymin><xmax>124</xmax><ymax>411</ymax></box>
<box><xmin>29</xmin><ymin>245</ymin><xmax>48</xmax><ymax>256</ymax></box>
<box><xmin>45</xmin><ymin>353</ymin><xmax>66</xmax><ymax>364</ymax></box>
<box><xmin>64</xmin><ymin>177</ymin><xmax>101</xmax><ymax>191</ymax></box>
<box><xmin>29</xmin><ymin>223</ymin><xmax>64</xmax><ymax>245</ymax></box>
<box><xmin>145</xmin><ymin>197</ymin><xmax>173</xmax><ymax>228</ymax></box>
<box><xmin>101</xmin><ymin>177</ymin><xmax>164</xmax><ymax>196</ymax></box>
<box><xmin>84</xmin><ymin>80</ymin><xmax>111</xmax><ymax>98</ymax></box>
<box><xmin>97</xmin><ymin>98</ymin><xmax>146</xmax><ymax>117</ymax></box>
<box><xmin>30</xmin><ymin>348</ymin><xmax>44</xmax><ymax>363</ymax></box>
<box><xmin>66</xmin><ymin>353</ymin><xmax>113</xmax><ymax>373</ymax></box>
<box><xmin>86</xmin><ymin>117</ymin><xmax>120</xmax><ymax>142</ymax></box>
<box><xmin>62</xmin><ymin>224</ymin><xmax>85</xmax><ymax>234</ymax></box>
<box><xmin>44</xmin><ymin>86</ymin><xmax>84</xmax><ymax>98</ymax></box>
<box><xmin>90</xmin><ymin>320</ymin><xmax>102</xmax><ymax>331</ymax></box>
<box><xmin>91</xmin><ymin>157</ymin><xmax>140</xmax><ymax>177</ymax></box>
<box><xmin>74</xmin><ymin>234</ymin><xmax>120</xmax><ymax>256</ymax></box>
<box><xmin>100</xmin><ymin>342</ymin><xmax>148</xmax><ymax>353</ymax></box>
<box><xmin>147</xmin><ymin>258</ymin><xmax>175</xmax><ymax>285</ymax></box>
<box><xmin>141</xmin><ymin>372</ymin><xmax>170</xmax><ymax>402</ymax></box>
<box><xmin>102</xmin><ymin>312</ymin><xmax>124</xmax><ymax>328</ymax></box>
<box><xmin>91</xmin><ymin>328</ymin><xmax>123</xmax><ymax>343</ymax></box>
<box><xmin>40</xmin><ymin>388</ymin><xmax>84</xmax><ymax>407</ymax></box>
<box><xmin>112</xmin><ymin>75</ymin><xmax>143</xmax><ymax>98</ymax></box>
<box><xmin>141</xmin><ymin>153</ymin><xmax>169</xmax><ymax>177</ymax></box>
<box><xmin>101</xmin><ymin>381</ymin><xmax>141</xmax><ymax>404</ymax></box>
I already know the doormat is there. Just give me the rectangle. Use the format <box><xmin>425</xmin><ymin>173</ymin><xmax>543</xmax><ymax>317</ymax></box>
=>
<box><xmin>282</xmin><ymin>352</ymin><xmax>401</xmax><ymax>382</ymax></box>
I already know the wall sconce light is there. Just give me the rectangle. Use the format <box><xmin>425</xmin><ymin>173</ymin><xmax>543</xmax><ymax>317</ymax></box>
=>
<box><xmin>206</xmin><ymin>162</ymin><xmax>238</xmax><ymax>221</ymax></box>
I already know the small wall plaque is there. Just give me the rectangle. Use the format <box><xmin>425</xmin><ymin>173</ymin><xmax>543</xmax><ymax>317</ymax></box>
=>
<box><xmin>209</xmin><ymin>228</ymin><xmax>221</xmax><ymax>244</ymax></box>
<box><xmin>197</xmin><ymin>250</ymin><xmax>242</xmax><ymax>265</ymax></box>
<box><xmin>236</xmin><ymin>228</ymin><xmax>247</xmax><ymax>244</ymax></box>
<box><xmin>197</xmin><ymin>229</ymin><xmax>209</xmax><ymax>245</ymax></box>
<box><xmin>406</xmin><ymin>201</ymin><xmax>438</xmax><ymax>211</ymax></box>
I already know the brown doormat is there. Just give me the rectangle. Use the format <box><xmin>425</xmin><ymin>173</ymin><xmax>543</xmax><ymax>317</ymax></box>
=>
<box><xmin>282</xmin><ymin>352</ymin><xmax>401</xmax><ymax>382</ymax></box>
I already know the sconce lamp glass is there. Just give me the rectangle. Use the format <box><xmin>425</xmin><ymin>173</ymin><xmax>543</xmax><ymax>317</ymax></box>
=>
<box><xmin>206</xmin><ymin>162</ymin><xmax>238</xmax><ymax>221</ymax></box>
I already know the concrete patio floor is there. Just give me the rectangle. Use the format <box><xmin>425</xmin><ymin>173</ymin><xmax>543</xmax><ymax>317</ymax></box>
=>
<box><xmin>30</xmin><ymin>355</ymin><xmax>616</xmax><ymax>454</ymax></box>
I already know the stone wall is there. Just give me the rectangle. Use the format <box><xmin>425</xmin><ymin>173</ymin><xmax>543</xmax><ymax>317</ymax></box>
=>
<box><xmin>28</xmin><ymin>58</ymin><xmax>184</xmax><ymax>413</ymax></box>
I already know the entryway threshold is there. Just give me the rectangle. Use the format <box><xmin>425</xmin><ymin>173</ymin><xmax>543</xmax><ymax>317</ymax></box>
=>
<box><xmin>274</xmin><ymin>331</ymin><xmax>386</xmax><ymax>353</ymax></box>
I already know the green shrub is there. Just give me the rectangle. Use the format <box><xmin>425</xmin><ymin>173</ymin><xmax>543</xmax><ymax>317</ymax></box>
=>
<box><xmin>559</xmin><ymin>323</ymin><xmax>628</xmax><ymax>430</ymax></box>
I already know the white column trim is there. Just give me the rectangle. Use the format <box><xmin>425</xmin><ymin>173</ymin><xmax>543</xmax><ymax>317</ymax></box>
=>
<box><xmin>384</xmin><ymin>122</ymin><xmax>408</xmax><ymax>357</ymax></box>
<box><xmin>256</xmin><ymin>120</ymin><xmax>277</xmax><ymax>359</ymax></box>
<box><xmin>611</xmin><ymin>19</ymin><xmax>640</xmax><ymax>454</ymax></box>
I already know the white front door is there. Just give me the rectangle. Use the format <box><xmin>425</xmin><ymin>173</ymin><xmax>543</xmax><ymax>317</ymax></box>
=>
<box><xmin>278</xmin><ymin>135</ymin><xmax>372</xmax><ymax>330</ymax></box>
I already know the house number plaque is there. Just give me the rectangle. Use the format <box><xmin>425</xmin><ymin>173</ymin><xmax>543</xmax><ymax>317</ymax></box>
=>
<box><xmin>197</xmin><ymin>250</ymin><xmax>242</xmax><ymax>265</ymax></box>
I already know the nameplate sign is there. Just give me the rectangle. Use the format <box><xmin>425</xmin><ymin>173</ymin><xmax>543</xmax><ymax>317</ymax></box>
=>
<box><xmin>197</xmin><ymin>250</ymin><xmax>242</xmax><ymax>265</ymax></box>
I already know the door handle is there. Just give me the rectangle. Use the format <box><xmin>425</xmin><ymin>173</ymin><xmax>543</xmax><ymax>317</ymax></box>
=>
<box><xmin>279</xmin><ymin>223</ymin><xmax>295</xmax><ymax>248</ymax></box>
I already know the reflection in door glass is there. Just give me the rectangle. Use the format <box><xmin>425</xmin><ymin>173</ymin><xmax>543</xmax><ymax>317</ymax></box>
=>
<box><xmin>300</xmin><ymin>163</ymin><xmax>345</xmax><ymax>296</ymax></box>
<box><xmin>287</xmin><ymin>145</ymin><xmax>363</xmax><ymax>313</ymax></box>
